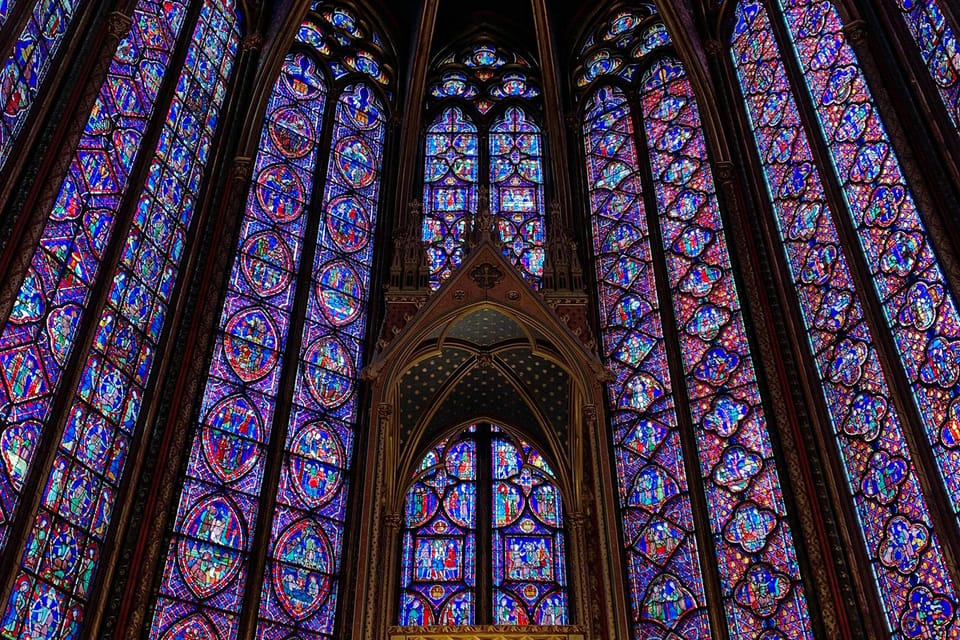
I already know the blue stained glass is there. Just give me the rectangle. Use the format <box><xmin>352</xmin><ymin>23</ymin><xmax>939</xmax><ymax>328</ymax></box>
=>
<box><xmin>0</xmin><ymin>0</ymin><xmax>82</xmax><ymax>171</ymax></box>
<box><xmin>490</xmin><ymin>107</ymin><xmax>545</xmax><ymax>284</ymax></box>
<box><xmin>731</xmin><ymin>0</ymin><xmax>960</xmax><ymax>635</ymax></box>
<box><xmin>148</xmin><ymin>52</ymin><xmax>327</xmax><ymax>640</ymax></box>
<box><xmin>422</xmin><ymin>107</ymin><xmax>477</xmax><ymax>289</ymax></box>
<box><xmin>256</xmin><ymin>82</ymin><xmax>384</xmax><ymax>639</ymax></box>
<box><xmin>894</xmin><ymin>0</ymin><xmax>960</xmax><ymax>131</ymax></box>
<box><xmin>399</xmin><ymin>433</ymin><xmax>477</xmax><ymax>626</ymax></box>
<box><xmin>640</xmin><ymin>57</ymin><xmax>811</xmax><ymax>639</ymax></box>
<box><xmin>398</xmin><ymin>426</ymin><xmax>568</xmax><ymax>627</ymax></box>
<box><xmin>491</xmin><ymin>434</ymin><xmax>568</xmax><ymax>625</ymax></box>
<box><xmin>778</xmin><ymin>0</ymin><xmax>960</xmax><ymax>531</ymax></box>
<box><xmin>0</xmin><ymin>0</ymin><xmax>188</xmax><ymax>558</ymax></box>
<box><xmin>0</xmin><ymin>2</ymin><xmax>238</xmax><ymax>639</ymax></box>
<box><xmin>583</xmin><ymin>84</ymin><xmax>711</xmax><ymax>640</ymax></box>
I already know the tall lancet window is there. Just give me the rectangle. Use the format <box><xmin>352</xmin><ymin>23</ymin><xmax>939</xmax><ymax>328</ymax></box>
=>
<box><xmin>398</xmin><ymin>424</ymin><xmax>568</xmax><ymax>627</ymax></box>
<box><xmin>422</xmin><ymin>43</ymin><xmax>545</xmax><ymax>288</ymax></box>
<box><xmin>890</xmin><ymin>0</ymin><xmax>960</xmax><ymax>133</ymax></box>
<box><xmin>0</xmin><ymin>2</ymin><xmax>239</xmax><ymax>638</ymax></box>
<box><xmin>0</xmin><ymin>0</ymin><xmax>85</xmax><ymax>171</ymax></box>
<box><xmin>148</xmin><ymin>5</ymin><xmax>393</xmax><ymax>639</ymax></box>
<box><xmin>577</xmin><ymin>6</ymin><xmax>812</xmax><ymax>639</ymax></box>
<box><xmin>731</xmin><ymin>0</ymin><xmax>960</xmax><ymax>635</ymax></box>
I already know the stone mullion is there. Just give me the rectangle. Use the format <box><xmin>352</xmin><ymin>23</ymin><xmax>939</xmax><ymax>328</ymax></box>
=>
<box><xmin>762</xmin><ymin>0</ymin><xmax>960</xmax><ymax>595</ymax></box>
<box><xmin>0</xmin><ymin>7</ymin><xmax>131</xmax><ymax>325</ymax></box>
<box><xmin>530</xmin><ymin>0</ymin><xmax>572</xmax><ymax>231</ymax></box>
<box><xmin>0</xmin><ymin>1</ymin><xmax>114</xmax><ymax>235</ymax></box>
<box><xmin>113</xmin><ymin>150</ymin><xmax>257</xmax><ymax>640</ymax></box>
<box><xmin>626</xmin><ymin>90</ymin><xmax>730</xmax><ymax>640</ymax></box>
<box><xmin>838</xmin><ymin>14</ymin><xmax>960</xmax><ymax>302</ymax></box>
<box><xmin>391</xmin><ymin>0</ymin><xmax>439</xmax><ymax>233</ymax></box>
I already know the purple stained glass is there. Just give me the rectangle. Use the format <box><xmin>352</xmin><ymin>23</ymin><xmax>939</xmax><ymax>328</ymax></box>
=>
<box><xmin>491</xmin><ymin>434</ymin><xmax>567</xmax><ymax>625</ymax></box>
<box><xmin>421</xmin><ymin>107</ymin><xmax>477</xmax><ymax>289</ymax></box>
<box><xmin>148</xmin><ymin>52</ymin><xmax>327</xmax><ymax>640</ymax></box>
<box><xmin>490</xmin><ymin>107</ymin><xmax>545</xmax><ymax>284</ymax></box>
<box><xmin>0</xmin><ymin>0</ymin><xmax>82</xmax><ymax>171</ymax></box>
<box><xmin>399</xmin><ymin>434</ymin><xmax>477</xmax><ymax>626</ymax></box>
<box><xmin>894</xmin><ymin>0</ymin><xmax>960</xmax><ymax>130</ymax></box>
<box><xmin>0</xmin><ymin>2</ymin><xmax>237</xmax><ymax>639</ymax></box>
<box><xmin>256</xmin><ymin>82</ymin><xmax>384</xmax><ymax>640</ymax></box>
<box><xmin>640</xmin><ymin>57</ymin><xmax>812</xmax><ymax>638</ymax></box>
<box><xmin>583</xmin><ymin>85</ymin><xmax>711</xmax><ymax>640</ymax></box>
<box><xmin>0</xmin><ymin>0</ymin><xmax>189</xmax><ymax>557</ymax></box>
<box><xmin>731</xmin><ymin>0</ymin><xmax>960</xmax><ymax>635</ymax></box>
<box><xmin>779</xmin><ymin>0</ymin><xmax>960</xmax><ymax>530</ymax></box>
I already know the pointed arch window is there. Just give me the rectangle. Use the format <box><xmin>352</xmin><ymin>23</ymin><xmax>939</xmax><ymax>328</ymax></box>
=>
<box><xmin>730</xmin><ymin>0</ymin><xmax>960</xmax><ymax>635</ymax></box>
<box><xmin>0</xmin><ymin>2</ymin><xmax>238</xmax><ymax>637</ymax></box>
<box><xmin>578</xmin><ymin>6</ymin><xmax>812</xmax><ymax>639</ymax></box>
<box><xmin>148</xmin><ymin>5</ymin><xmax>393</xmax><ymax>639</ymax></box>
<box><xmin>398</xmin><ymin>424</ymin><xmax>568</xmax><ymax>627</ymax></box>
<box><xmin>421</xmin><ymin>43</ymin><xmax>546</xmax><ymax>288</ymax></box>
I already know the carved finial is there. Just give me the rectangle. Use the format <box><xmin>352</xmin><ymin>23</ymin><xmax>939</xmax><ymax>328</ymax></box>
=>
<box><xmin>106</xmin><ymin>12</ymin><xmax>132</xmax><ymax>42</ymax></box>
<box><xmin>231</xmin><ymin>156</ymin><xmax>254</xmax><ymax>182</ymax></box>
<box><xmin>704</xmin><ymin>39</ymin><xmax>724</xmax><ymax>58</ymax></box>
<box><xmin>241</xmin><ymin>32</ymin><xmax>264</xmax><ymax>52</ymax></box>
<box><xmin>843</xmin><ymin>19</ymin><xmax>869</xmax><ymax>45</ymax></box>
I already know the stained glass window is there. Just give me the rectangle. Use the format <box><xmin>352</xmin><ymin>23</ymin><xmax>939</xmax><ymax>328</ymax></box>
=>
<box><xmin>399</xmin><ymin>434</ymin><xmax>477</xmax><ymax>625</ymax></box>
<box><xmin>489</xmin><ymin>107</ymin><xmax>545</xmax><ymax>283</ymax></box>
<box><xmin>893</xmin><ymin>0</ymin><xmax>960</xmax><ymax>131</ymax></box>
<box><xmin>730</xmin><ymin>0</ymin><xmax>960</xmax><ymax>635</ymax></box>
<box><xmin>422</xmin><ymin>107</ymin><xmax>478</xmax><ymax>286</ymax></box>
<box><xmin>421</xmin><ymin>43</ymin><xmax>545</xmax><ymax>288</ymax></box>
<box><xmin>583</xmin><ymin>84</ymin><xmax>711</xmax><ymax>639</ymax></box>
<box><xmin>257</xmin><ymin>81</ymin><xmax>385</xmax><ymax>638</ymax></box>
<box><xmin>398</xmin><ymin>425</ymin><xmax>568</xmax><ymax>627</ymax></box>
<box><xmin>580</xmin><ymin>6</ymin><xmax>812</xmax><ymax>639</ymax></box>
<box><xmin>0</xmin><ymin>1</ymin><xmax>238</xmax><ymax>638</ymax></box>
<box><xmin>491</xmin><ymin>430</ymin><xmax>567</xmax><ymax>625</ymax></box>
<box><xmin>0</xmin><ymin>0</ymin><xmax>198</xmax><ymax>557</ymax></box>
<box><xmin>149</xmin><ymin>5</ymin><xmax>391</xmax><ymax>639</ymax></box>
<box><xmin>0</xmin><ymin>0</ymin><xmax>83</xmax><ymax>171</ymax></box>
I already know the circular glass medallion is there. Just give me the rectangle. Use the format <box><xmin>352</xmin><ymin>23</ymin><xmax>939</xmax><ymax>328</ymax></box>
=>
<box><xmin>269</xmin><ymin>105</ymin><xmax>314</xmax><ymax>159</ymax></box>
<box><xmin>289</xmin><ymin>422</ymin><xmax>344</xmax><ymax>507</ymax></box>
<box><xmin>334</xmin><ymin>136</ymin><xmax>376</xmax><ymax>188</ymax></box>
<box><xmin>201</xmin><ymin>395</ymin><xmax>262</xmax><ymax>483</ymax></box>
<box><xmin>317</xmin><ymin>261</ymin><xmax>364</xmax><ymax>326</ymax></box>
<box><xmin>222</xmin><ymin>307</ymin><xmax>279</xmax><ymax>382</ymax></box>
<box><xmin>177</xmin><ymin>496</ymin><xmax>245</xmax><ymax>598</ymax></box>
<box><xmin>272</xmin><ymin>519</ymin><xmax>333</xmax><ymax>620</ymax></box>
<box><xmin>325</xmin><ymin>195</ymin><xmax>370</xmax><ymax>253</ymax></box>
<box><xmin>304</xmin><ymin>337</ymin><xmax>354</xmax><ymax>408</ymax></box>
<box><xmin>256</xmin><ymin>164</ymin><xmax>304</xmax><ymax>223</ymax></box>
<box><xmin>241</xmin><ymin>231</ymin><xmax>293</xmax><ymax>297</ymax></box>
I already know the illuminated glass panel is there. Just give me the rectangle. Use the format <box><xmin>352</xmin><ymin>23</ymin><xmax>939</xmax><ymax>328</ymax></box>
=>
<box><xmin>490</xmin><ymin>107</ymin><xmax>545</xmax><ymax>284</ymax></box>
<box><xmin>491</xmin><ymin>433</ymin><xmax>567</xmax><ymax>625</ymax></box>
<box><xmin>0</xmin><ymin>0</ymin><xmax>189</xmax><ymax>555</ymax></box>
<box><xmin>583</xmin><ymin>85</ymin><xmax>711</xmax><ymax>639</ymax></box>
<box><xmin>422</xmin><ymin>107</ymin><xmax>477</xmax><ymax>288</ymax></box>
<box><xmin>731</xmin><ymin>1</ymin><xmax>960</xmax><ymax>635</ymax></box>
<box><xmin>0</xmin><ymin>4</ymin><xmax>238</xmax><ymax>638</ymax></box>
<box><xmin>256</xmin><ymin>82</ymin><xmax>385</xmax><ymax>639</ymax></box>
<box><xmin>641</xmin><ymin>58</ymin><xmax>811</xmax><ymax>638</ymax></box>
<box><xmin>779</xmin><ymin>0</ymin><xmax>960</xmax><ymax>528</ymax></box>
<box><xmin>399</xmin><ymin>434</ymin><xmax>477</xmax><ymax>625</ymax></box>
<box><xmin>894</xmin><ymin>0</ymin><xmax>960</xmax><ymax>130</ymax></box>
<box><xmin>148</xmin><ymin>52</ymin><xmax>327</xmax><ymax>640</ymax></box>
<box><xmin>0</xmin><ymin>0</ymin><xmax>82</xmax><ymax>171</ymax></box>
